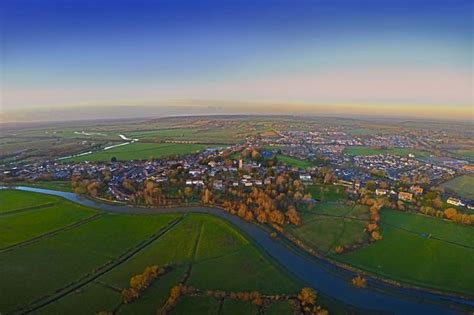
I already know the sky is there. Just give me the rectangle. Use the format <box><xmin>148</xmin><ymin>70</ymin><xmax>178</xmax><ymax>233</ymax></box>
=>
<box><xmin>1</xmin><ymin>0</ymin><xmax>473</xmax><ymax>120</ymax></box>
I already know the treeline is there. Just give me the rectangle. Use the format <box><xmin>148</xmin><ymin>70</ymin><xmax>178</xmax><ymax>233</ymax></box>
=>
<box><xmin>159</xmin><ymin>286</ymin><xmax>328</xmax><ymax>315</ymax></box>
<box><xmin>71</xmin><ymin>176</ymin><xmax>102</xmax><ymax>196</ymax></box>
<box><xmin>121</xmin><ymin>265</ymin><xmax>170</xmax><ymax>303</ymax></box>
<box><xmin>359</xmin><ymin>196</ymin><xmax>383</xmax><ymax>242</ymax></box>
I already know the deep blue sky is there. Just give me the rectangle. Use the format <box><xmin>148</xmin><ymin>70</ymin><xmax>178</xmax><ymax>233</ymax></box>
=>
<box><xmin>1</xmin><ymin>0</ymin><xmax>472</xmax><ymax>118</ymax></box>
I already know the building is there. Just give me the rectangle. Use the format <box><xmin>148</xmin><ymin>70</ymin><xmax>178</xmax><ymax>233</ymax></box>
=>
<box><xmin>447</xmin><ymin>197</ymin><xmax>464</xmax><ymax>207</ymax></box>
<box><xmin>410</xmin><ymin>185</ymin><xmax>424</xmax><ymax>195</ymax></box>
<box><xmin>375</xmin><ymin>189</ymin><xmax>388</xmax><ymax>196</ymax></box>
<box><xmin>336</xmin><ymin>179</ymin><xmax>354</xmax><ymax>188</ymax></box>
<box><xmin>299</xmin><ymin>174</ymin><xmax>312</xmax><ymax>182</ymax></box>
<box><xmin>398</xmin><ymin>191</ymin><xmax>413</xmax><ymax>202</ymax></box>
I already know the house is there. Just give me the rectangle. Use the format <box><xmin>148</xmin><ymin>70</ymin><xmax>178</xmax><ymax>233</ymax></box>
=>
<box><xmin>398</xmin><ymin>191</ymin><xmax>413</xmax><ymax>201</ymax></box>
<box><xmin>447</xmin><ymin>197</ymin><xmax>464</xmax><ymax>207</ymax></box>
<box><xmin>336</xmin><ymin>179</ymin><xmax>354</xmax><ymax>188</ymax></box>
<box><xmin>375</xmin><ymin>189</ymin><xmax>388</xmax><ymax>196</ymax></box>
<box><xmin>213</xmin><ymin>180</ymin><xmax>223</xmax><ymax>190</ymax></box>
<box><xmin>299</xmin><ymin>174</ymin><xmax>312</xmax><ymax>182</ymax></box>
<box><xmin>410</xmin><ymin>185</ymin><xmax>424</xmax><ymax>195</ymax></box>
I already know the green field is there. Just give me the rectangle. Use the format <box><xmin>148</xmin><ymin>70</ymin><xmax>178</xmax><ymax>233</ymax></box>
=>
<box><xmin>344</xmin><ymin>146</ymin><xmax>430</xmax><ymax>157</ymax></box>
<box><xmin>276</xmin><ymin>155</ymin><xmax>313</xmax><ymax>168</ymax></box>
<box><xmin>0</xmin><ymin>189</ymin><xmax>59</xmax><ymax>213</ymax></box>
<box><xmin>336</xmin><ymin>209</ymin><xmax>474</xmax><ymax>295</ymax></box>
<box><xmin>290</xmin><ymin>202</ymin><xmax>369</xmax><ymax>254</ymax></box>
<box><xmin>305</xmin><ymin>184</ymin><xmax>347</xmax><ymax>202</ymax></box>
<box><xmin>453</xmin><ymin>149</ymin><xmax>474</xmax><ymax>161</ymax></box>
<box><xmin>2</xmin><ymin>180</ymin><xmax>72</xmax><ymax>192</ymax></box>
<box><xmin>63</xmin><ymin>143</ymin><xmax>212</xmax><ymax>162</ymax></box>
<box><xmin>441</xmin><ymin>175</ymin><xmax>474</xmax><ymax>199</ymax></box>
<box><xmin>0</xmin><ymin>190</ymin><xmax>307</xmax><ymax>314</ymax></box>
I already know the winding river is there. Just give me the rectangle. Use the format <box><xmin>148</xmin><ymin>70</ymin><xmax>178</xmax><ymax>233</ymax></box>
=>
<box><xmin>5</xmin><ymin>186</ymin><xmax>474</xmax><ymax>314</ymax></box>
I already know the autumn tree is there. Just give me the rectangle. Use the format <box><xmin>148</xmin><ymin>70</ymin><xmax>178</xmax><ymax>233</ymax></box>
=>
<box><xmin>351</xmin><ymin>275</ymin><xmax>367</xmax><ymax>288</ymax></box>
<box><xmin>286</xmin><ymin>206</ymin><xmax>301</xmax><ymax>225</ymax></box>
<box><xmin>444</xmin><ymin>208</ymin><xmax>457</xmax><ymax>220</ymax></box>
<box><xmin>298</xmin><ymin>287</ymin><xmax>317</xmax><ymax>306</ymax></box>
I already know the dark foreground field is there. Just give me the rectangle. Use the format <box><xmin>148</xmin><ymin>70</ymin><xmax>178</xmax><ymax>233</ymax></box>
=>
<box><xmin>0</xmin><ymin>190</ymin><xmax>310</xmax><ymax>315</ymax></box>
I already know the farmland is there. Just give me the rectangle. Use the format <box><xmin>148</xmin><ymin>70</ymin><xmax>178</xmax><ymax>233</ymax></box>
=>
<box><xmin>0</xmin><ymin>190</ymin><xmax>309</xmax><ymax>315</ymax></box>
<box><xmin>305</xmin><ymin>184</ymin><xmax>348</xmax><ymax>202</ymax></box>
<box><xmin>2</xmin><ymin>180</ymin><xmax>73</xmax><ymax>192</ymax></box>
<box><xmin>289</xmin><ymin>202</ymin><xmax>370</xmax><ymax>254</ymax></box>
<box><xmin>441</xmin><ymin>175</ymin><xmax>474</xmax><ymax>199</ymax></box>
<box><xmin>344</xmin><ymin>146</ymin><xmax>430</xmax><ymax>158</ymax></box>
<box><xmin>63</xmin><ymin>143</ymin><xmax>213</xmax><ymax>162</ymax></box>
<box><xmin>276</xmin><ymin>155</ymin><xmax>313</xmax><ymax>168</ymax></box>
<box><xmin>336</xmin><ymin>209</ymin><xmax>474</xmax><ymax>295</ymax></box>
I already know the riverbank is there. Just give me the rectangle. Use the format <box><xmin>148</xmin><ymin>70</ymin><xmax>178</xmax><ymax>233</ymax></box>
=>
<box><xmin>3</xmin><ymin>186</ymin><xmax>473</xmax><ymax>314</ymax></box>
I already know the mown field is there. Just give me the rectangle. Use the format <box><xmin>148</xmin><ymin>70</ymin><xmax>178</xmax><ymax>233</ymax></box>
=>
<box><xmin>1</xmin><ymin>180</ymin><xmax>73</xmax><ymax>192</ymax></box>
<box><xmin>276</xmin><ymin>155</ymin><xmax>313</xmax><ymax>168</ymax></box>
<box><xmin>63</xmin><ymin>143</ymin><xmax>213</xmax><ymax>162</ymax></box>
<box><xmin>441</xmin><ymin>175</ymin><xmax>474</xmax><ymax>199</ymax></box>
<box><xmin>344</xmin><ymin>146</ymin><xmax>431</xmax><ymax>158</ymax></box>
<box><xmin>306</xmin><ymin>184</ymin><xmax>347</xmax><ymax>202</ymax></box>
<box><xmin>0</xmin><ymin>189</ymin><xmax>316</xmax><ymax>315</ymax></box>
<box><xmin>289</xmin><ymin>201</ymin><xmax>369</xmax><ymax>254</ymax></box>
<box><xmin>336</xmin><ymin>209</ymin><xmax>474</xmax><ymax>295</ymax></box>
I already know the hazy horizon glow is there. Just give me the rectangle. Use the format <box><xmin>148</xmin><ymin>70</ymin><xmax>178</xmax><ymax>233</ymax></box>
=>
<box><xmin>1</xmin><ymin>0</ymin><xmax>472</xmax><ymax>119</ymax></box>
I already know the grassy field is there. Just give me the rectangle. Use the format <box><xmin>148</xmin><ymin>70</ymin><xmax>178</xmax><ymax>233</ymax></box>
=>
<box><xmin>344</xmin><ymin>146</ymin><xmax>430</xmax><ymax>157</ymax></box>
<box><xmin>63</xmin><ymin>143</ymin><xmax>211</xmax><ymax>162</ymax></box>
<box><xmin>441</xmin><ymin>175</ymin><xmax>474</xmax><ymax>199</ymax></box>
<box><xmin>276</xmin><ymin>155</ymin><xmax>313</xmax><ymax>168</ymax></box>
<box><xmin>453</xmin><ymin>149</ymin><xmax>474</xmax><ymax>161</ymax></box>
<box><xmin>2</xmin><ymin>180</ymin><xmax>72</xmax><ymax>192</ymax></box>
<box><xmin>0</xmin><ymin>190</ymin><xmax>310</xmax><ymax>314</ymax></box>
<box><xmin>0</xmin><ymin>189</ymin><xmax>59</xmax><ymax>213</ymax></box>
<box><xmin>305</xmin><ymin>184</ymin><xmax>348</xmax><ymax>202</ymax></box>
<box><xmin>290</xmin><ymin>202</ymin><xmax>369</xmax><ymax>254</ymax></box>
<box><xmin>336</xmin><ymin>209</ymin><xmax>474</xmax><ymax>295</ymax></box>
<box><xmin>0</xmin><ymin>202</ymin><xmax>97</xmax><ymax>248</ymax></box>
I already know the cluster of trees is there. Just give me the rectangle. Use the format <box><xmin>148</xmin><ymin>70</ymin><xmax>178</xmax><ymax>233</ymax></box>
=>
<box><xmin>351</xmin><ymin>275</ymin><xmax>367</xmax><ymax>288</ymax></box>
<box><xmin>159</xmin><ymin>284</ymin><xmax>327</xmax><ymax>315</ymax></box>
<box><xmin>128</xmin><ymin>180</ymin><xmax>168</xmax><ymax>206</ymax></box>
<box><xmin>71</xmin><ymin>176</ymin><xmax>102</xmax><ymax>196</ymax></box>
<box><xmin>314</xmin><ymin>167</ymin><xmax>336</xmax><ymax>185</ymax></box>
<box><xmin>359</xmin><ymin>196</ymin><xmax>383</xmax><ymax>241</ymax></box>
<box><xmin>215</xmin><ymin>182</ymin><xmax>305</xmax><ymax>230</ymax></box>
<box><xmin>241</xmin><ymin>147</ymin><xmax>262</xmax><ymax>161</ymax></box>
<box><xmin>160</xmin><ymin>284</ymin><xmax>184</xmax><ymax>315</ymax></box>
<box><xmin>420</xmin><ymin>206</ymin><xmax>473</xmax><ymax>225</ymax></box>
<box><xmin>297</xmin><ymin>287</ymin><xmax>328</xmax><ymax>315</ymax></box>
<box><xmin>122</xmin><ymin>265</ymin><xmax>167</xmax><ymax>303</ymax></box>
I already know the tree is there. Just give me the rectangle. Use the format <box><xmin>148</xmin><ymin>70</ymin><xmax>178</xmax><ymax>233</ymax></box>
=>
<box><xmin>432</xmin><ymin>197</ymin><xmax>444</xmax><ymax>209</ymax></box>
<box><xmin>351</xmin><ymin>275</ymin><xmax>367</xmax><ymax>288</ymax></box>
<box><xmin>286</xmin><ymin>206</ymin><xmax>301</xmax><ymax>225</ymax></box>
<box><xmin>111</xmin><ymin>156</ymin><xmax>117</xmax><ymax>162</ymax></box>
<box><xmin>183</xmin><ymin>187</ymin><xmax>193</xmax><ymax>201</ymax></box>
<box><xmin>444</xmin><ymin>208</ymin><xmax>457</xmax><ymax>220</ymax></box>
<box><xmin>371</xmin><ymin>230</ymin><xmax>382</xmax><ymax>241</ymax></box>
<box><xmin>201</xmin><ymin>188</ymin><xmax>213</xmax><ymax>204</ymax></box>
<box><xmin>251</xmin><ymin>149</ymin><xmax>261</xmax><ymax>161</ymax></box>
<box><xmin>298</xmin><ymin>287</ymin><xmax>317</xmax><ymax>306</ymax></box>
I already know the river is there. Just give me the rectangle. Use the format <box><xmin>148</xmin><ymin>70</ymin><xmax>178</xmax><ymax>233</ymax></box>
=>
<box><xmin>4</xmin><ymin>186</ymin><xmax>474</xmax><ymax>314</ymax></box>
